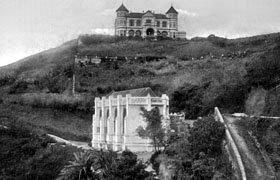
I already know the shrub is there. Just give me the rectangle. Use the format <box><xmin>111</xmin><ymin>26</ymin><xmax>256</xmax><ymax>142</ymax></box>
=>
<box><xmin>0</xmin><ymin>74</ymin><xmax>16</xmax><ymax>87</ymax></box>
<box><xmin>59</xmin><ymin>150</ymin><xmax>154</xmax><ymax>180</ymax></box>
<box><xmin>170</xmin><ymin>83</ymin><xmax>209</xmax><ymax>119</ymax></box>
<box><xmin>36</xmin><ymin>65</ymin><xmax>73</xmax><ymax>93</ymax></box>
<box><xmin>188</xmin><ymin>116</ymin><xmax>225</xmax><ymax>156</ymax></box>
<box><xmin>137</xmin><ymin>68</ymin><xmax>155</xmax><ymax>77</ymax></box>
<box><xmin>150</xmin><ymin>151</ymin><xmax>162</xmax><ymax>174</ymax></box>
<box><xmin>8</xmin><ymin>79</ymin><xmax>29</xmax><ymax>94</ymax></box>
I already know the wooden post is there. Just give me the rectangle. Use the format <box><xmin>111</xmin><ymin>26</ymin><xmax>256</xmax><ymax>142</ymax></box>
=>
<box><xmin>72</xmin><ymin>74</ymin><xmax>75</xmax><ymax>95</ymax></box>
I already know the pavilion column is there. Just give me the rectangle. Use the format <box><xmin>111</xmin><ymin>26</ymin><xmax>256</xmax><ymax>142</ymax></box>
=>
<box><xmin>122</xmin><ymin>94</ymin><xmax>130</xmax><ymax>150</ymax></box>
<box><xmin>91</xmin><ymin>113</ymin><xmax>95</xmax><ymax>147</ymax></box>
<box><xmin>146</xmin><ymin>94</ymin><xmax>153</xmax><ymax>151</ymax></box>
<box><xmin>107</xmin><ymin>96</ymin><xmax>114</xmax><ymax>149</ymax></box>
<box><xmin>93</xmin><ymin>97</ymin><xmax>100</xmax><ymax>149</ymax></box>
<box><xmin>114</xmin><ymin>95</ymin><xmax>122</xmax><ymax>151</ymax></box>
<box><xmin>99</xmin><ymin>97</ymin><xmax>106</xmax><ymax>149</ymax></box>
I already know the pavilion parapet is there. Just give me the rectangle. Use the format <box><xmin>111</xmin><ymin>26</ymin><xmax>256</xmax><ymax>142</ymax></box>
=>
<box><xmin>94</xmin><ymin>95</ymin><xmax>169</xmax><ymax>107</ymax></box>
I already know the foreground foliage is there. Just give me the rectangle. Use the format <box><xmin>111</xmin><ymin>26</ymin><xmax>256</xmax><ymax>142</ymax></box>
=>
<box><xmin>59</xmin><ymin>150</ymin><xmax>154</xmax><ymax>180</ymax></box>
<box><xmin>0</xmin><ymin>122</ymin><xmax>80</xmax><ymax>180</ymax></box>
<box><xmin>156</xmin><ymin>116</ymin><xmax>232</xmax><ymax>180</ymax></box>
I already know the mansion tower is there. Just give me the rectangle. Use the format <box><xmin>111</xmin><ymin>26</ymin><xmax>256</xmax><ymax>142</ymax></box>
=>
<box><xmin>115</xmin><ymin>4</ymin><xmax>186</xmax><ymax>39</ymax></box>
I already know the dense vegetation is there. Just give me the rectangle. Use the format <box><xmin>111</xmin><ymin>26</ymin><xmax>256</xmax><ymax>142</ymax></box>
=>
<box><xmin>59</xmin><ymin>150</ymin><xmax>155</xmax><ymax>180</ymax></box>
<box><xmin>155</xmin><ymin>116</ymin><xmax>233</xmax><ymax>180</ymax></box>
<box><xmin>241</xmin><ymin>117</ymin><xmax>280</xmax><ymax>178</ymax></box>
<box><xmin>0</xmin><ymin>120</ymin><xmax>80</xmax><ymax>180</ymax></box>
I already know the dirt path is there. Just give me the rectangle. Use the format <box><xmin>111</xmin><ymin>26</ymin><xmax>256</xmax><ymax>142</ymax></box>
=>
<box><xmin>48</xmin><ymin>134</ymin><xmax>92</xmax><ymax>150</ymax></box>
<box><xmin>223</xmin><ymin>115</ymin><xmax>276</xmax><ymax>180</ymax></box>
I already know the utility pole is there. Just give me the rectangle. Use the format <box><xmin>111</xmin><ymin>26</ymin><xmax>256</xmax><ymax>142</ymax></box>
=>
<box><xmin>72</xmin><ymin>37</ymin><xmax>80</xmax><ymax>96</ymax></box>
<box><xmin>72</xmin><ymin>73</ymin><xmax>75</xmax><ymax>95</ymax></box>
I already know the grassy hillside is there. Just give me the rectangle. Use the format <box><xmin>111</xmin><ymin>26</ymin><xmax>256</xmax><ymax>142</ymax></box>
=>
<box><xmin>1</xmin><ymin>32</ymin><xmax>280</xmax><ymax>141</ymax></box>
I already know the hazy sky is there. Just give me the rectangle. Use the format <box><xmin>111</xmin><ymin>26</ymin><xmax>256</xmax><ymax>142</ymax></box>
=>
<box><xmin>0</xmin><ymin>0</ymin><xmax>280</xmax><ymax>66</ymax></box>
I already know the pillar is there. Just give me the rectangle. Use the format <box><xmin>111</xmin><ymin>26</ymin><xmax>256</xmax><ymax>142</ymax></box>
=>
<box><xmin>122</xmin><ymin>94</ymin><xmax>130</xmax><ymax>150</ymax></box>
<box><xmin>91</xmin><ymin>113</ymin><xmax>96</xmax><ymax>148</ymax></box>
<box><xmin>93</xmin><ymin>97</ymin><xmax>100</xmax><ymax>148</ymax></box>
<box><xmin>98</xmin><ymin>97</ymin><xmax>106</xmax><ymax>149</ymax></box>
<box><xmin>114</xmin><ymin>95</ymin><xmax>122</xmax><ymax>151</ymax></box>
<box><xmin>107</xmin><ymin>96</ymin><xmax>114</xmax><ymax>149</ymax></box>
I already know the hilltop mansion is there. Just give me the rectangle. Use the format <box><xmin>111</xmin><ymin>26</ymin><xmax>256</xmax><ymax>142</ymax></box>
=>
<box><xmin>115</xmin><ymin>4</ymin><xmax>186</xmax><ymax>39</ymax></box>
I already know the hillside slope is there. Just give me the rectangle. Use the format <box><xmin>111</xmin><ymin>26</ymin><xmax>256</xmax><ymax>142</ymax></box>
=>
<box><xmin>0</xmin><ymin>39</ymin><xmax>78</xmax><ymax>78</ymax></box>
<box><xmin>1</xmin><ymin>32</ymin><xmax>280</xmax><ymax>141</ymax></box>
<box><xmin>1</xmin><ymin>32</ymin><xmax>280</xmax><ymax>78</ymax></box>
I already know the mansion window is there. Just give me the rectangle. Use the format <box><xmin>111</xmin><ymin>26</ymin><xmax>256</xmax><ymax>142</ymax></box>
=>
<box><xmin>129</xmin><ymin>19</ymin><xmax>134</xmax><ymax>26</ymax></box>
<box><xmin>119</xmin><ymin>20</ymin><xmax>126</xmax><ymax>26</ymax></box>
<box><xmin>146</xmin><ymin>19</ymin><xmax>152</xmax><ymax>24</ymax></box>
<box><xmin>136</xmin><ymin>20</ymin><xmax>141</xmax><ymax>26</ymax></box>
<box><xmin>157</xmin><ymin>21</ymin><xmax>160</xmax><ymax>27</ymax></box>
<box><xmin>162</xmin><ymin>21</ymin><xmax>167</xmax><ymax>27</ymax></box>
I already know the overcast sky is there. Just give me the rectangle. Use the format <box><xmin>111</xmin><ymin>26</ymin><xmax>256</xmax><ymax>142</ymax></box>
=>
<box><xmin>0</xmin><ymin>0</ymin><xmax>280</xmax><ymax>66</ymax></box>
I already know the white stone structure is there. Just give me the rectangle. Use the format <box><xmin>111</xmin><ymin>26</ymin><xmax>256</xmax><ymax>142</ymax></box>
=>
<box><xmin>92</xmin><ymin>87</ymin><xmax>169</xmax><ymax>152</ymax></box>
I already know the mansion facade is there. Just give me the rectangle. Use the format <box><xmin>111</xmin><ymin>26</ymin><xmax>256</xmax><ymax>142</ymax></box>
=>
<box><xmin>115</xmin><ymin>4</ymin><xmax>186</xmax><ymax>39</ymax></box>
<box><xmin>92</xmin><ymin>88</ymin><xmax>169</xmax><ymax>152</ymax></box>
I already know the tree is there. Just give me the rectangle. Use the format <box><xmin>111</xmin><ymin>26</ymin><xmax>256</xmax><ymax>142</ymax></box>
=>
<box><xmin>188</xmin><ymin>116</ymin><xmax>225</xmax><ymax>156</ymax></box>
<box><xmin>59</xmin><ymin>150</ymin><xmax>154</xmax><ymax>180</ymax></box>
<box><xmin>170</xmin><ymin>83</ymin><xmax>209</xmax><ymax>119</ymax></box>
<box><xmin>136</xmin><ymin>107</ymin><xmax>165</xmax><ymax>151</ymax></box>
<box><xmin>59</xmin><ymin>150</ymin><xmax>96</xmax><ymax>180</ymax></box>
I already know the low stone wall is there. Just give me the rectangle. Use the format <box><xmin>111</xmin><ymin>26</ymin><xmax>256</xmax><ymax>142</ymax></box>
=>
<box><xmin>214</xmin><ymin>107</ymin><xmax>247</xmax><ymax>180</ymax></box>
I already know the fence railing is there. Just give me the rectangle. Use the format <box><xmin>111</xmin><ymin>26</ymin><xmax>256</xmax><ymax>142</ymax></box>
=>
<box><xmin>214</xmin><ymin>107</ymin><xmax>247</xmax><ymax>180</ymax></box>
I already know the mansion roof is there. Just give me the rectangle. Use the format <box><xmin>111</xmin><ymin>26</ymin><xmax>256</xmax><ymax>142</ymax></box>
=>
<box><xmin>116</xmin><ymin>4</ymin><xmax>177</xmax><ymax>19</ymax></box>
<box><xmin>127</xmin><ymin>12</ymin><xmax>168</xmax><ymax>19</ymax></box>
<box><xmin>116</xmin><ymin>4</ymin><xmax>129</xmax><ymax>12</ymax></box>
<box><xmin>107</xmin><ymin>87</ymin><xmax>158</xmax><ymax>98</ymax></box>
<box><xmin>166</xmin><ymin>6</ymin><xmax>178</xmax><ymax>14</ymax></box>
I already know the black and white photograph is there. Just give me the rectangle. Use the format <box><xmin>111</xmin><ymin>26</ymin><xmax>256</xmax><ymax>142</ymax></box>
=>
<box><xmin>0</xmin><ymin>0</ymin><xmax>280</xmax><ymax>179</ymax></box>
